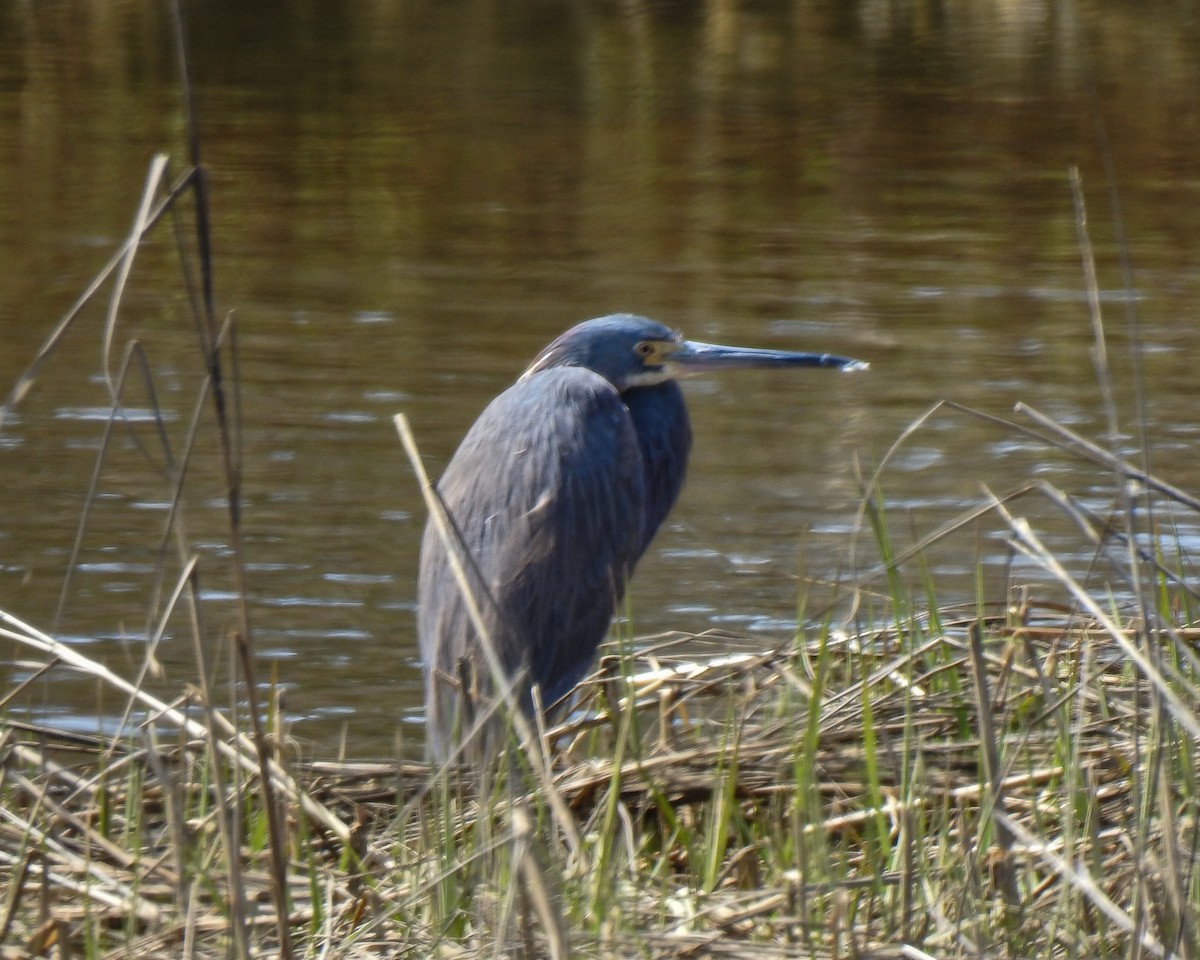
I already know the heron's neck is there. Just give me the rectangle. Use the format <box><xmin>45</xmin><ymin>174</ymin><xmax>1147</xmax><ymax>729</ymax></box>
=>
<box><xmin>622</xmin><ymin>381</ymin><xmax>693</xmax><ymax>557</ymax></box>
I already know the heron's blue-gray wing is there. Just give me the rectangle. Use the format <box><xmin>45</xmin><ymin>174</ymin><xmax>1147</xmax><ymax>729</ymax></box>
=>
<box><xmin>418</xmin><ymin>366</ymin><xmax>645</xmax><ymax>747</ymax></box>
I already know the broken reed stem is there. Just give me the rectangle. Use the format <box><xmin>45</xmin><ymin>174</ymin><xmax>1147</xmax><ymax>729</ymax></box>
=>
<box><xmin>966</xmin><ymin>622</ymin><xmax>1021</xmax><ymax>911</ymax></box>
<box><xmin>160</xmin><ymin>0</ymin><xmax>291</xmax><ymax>949</ymax></box>
<box><xmin>1070</xmin><ymin>166</ymin><xmax>1119</xmax><ymax>447</ymax></box>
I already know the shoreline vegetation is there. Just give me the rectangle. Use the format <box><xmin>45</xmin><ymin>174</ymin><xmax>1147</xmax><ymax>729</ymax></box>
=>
<box><xmin>4</xmin><ymin>584</ymin><xmax>1200</xmax><ymax>958</ymax></box>
<box><xmin>4</xmin><ymin>7</ymin><xmax>1200</xmax><ymax>959</ymax></box>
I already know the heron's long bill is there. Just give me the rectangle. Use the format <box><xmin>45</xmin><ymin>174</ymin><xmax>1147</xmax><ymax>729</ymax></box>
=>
<box><xmin>670</xmin><ymin>339</ymin><xmax>869</xmax><ymax>373</ymax></box>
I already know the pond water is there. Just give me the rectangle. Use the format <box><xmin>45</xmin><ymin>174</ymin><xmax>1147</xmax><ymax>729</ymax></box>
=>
<box><xmin>1</xmin><ymin>0</ymin><xmax>1199</xmax><ymax>756</ymax></box>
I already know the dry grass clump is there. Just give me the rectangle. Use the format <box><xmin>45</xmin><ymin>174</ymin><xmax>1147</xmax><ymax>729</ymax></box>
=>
<box><xmin>4</xmin><ymin>592</ymin><xmax>1200</xmax><ymax>959</ymax></box>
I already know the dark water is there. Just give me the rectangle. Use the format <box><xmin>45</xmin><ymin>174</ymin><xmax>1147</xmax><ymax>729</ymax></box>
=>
<box><xmin>2</xmin><ymin>1</ymin><xmax>1199</xmax><ymax>756</ymax></box>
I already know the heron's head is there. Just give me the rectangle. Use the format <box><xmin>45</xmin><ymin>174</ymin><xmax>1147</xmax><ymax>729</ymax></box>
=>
<box><xmin>521</xmin><ymin>314</ymin><xmax>686</xmax><ymax>391</ymax></box>
<box><xmin>521</xmin><ymin>313</ymin><xmax>868</xmax><ymax>392</ymax></box>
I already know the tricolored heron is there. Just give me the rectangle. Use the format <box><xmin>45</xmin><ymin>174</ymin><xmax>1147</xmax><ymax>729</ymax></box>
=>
<box><xmin>418</xmin><ymin>313</ymin><xmax>866</xmax><ymax>760</ymax></box>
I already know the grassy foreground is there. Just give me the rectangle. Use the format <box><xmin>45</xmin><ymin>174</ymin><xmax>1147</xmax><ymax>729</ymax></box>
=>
<box><xmin>4</xmin><ymin>566</ymin><xmax>1200</xmax><ymax>959</ymax></box>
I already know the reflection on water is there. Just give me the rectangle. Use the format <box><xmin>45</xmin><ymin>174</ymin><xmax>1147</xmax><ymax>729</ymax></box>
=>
<box><xmin>1</xmin><ymin>1</ymin><xmax>1200</xmax><ymax>755</ymax></box>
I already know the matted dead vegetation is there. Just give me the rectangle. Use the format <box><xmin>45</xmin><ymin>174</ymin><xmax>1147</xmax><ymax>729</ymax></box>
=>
<box><xmin>4</xmin><ymin>593</ymin><xmax>1200</xmax><ymax>958</ymax></box>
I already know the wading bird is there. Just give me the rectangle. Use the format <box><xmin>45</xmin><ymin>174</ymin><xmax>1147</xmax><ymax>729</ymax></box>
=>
<box><xmin>418</xmin><ymin>314</ymin><xmax>866</xmax><ymax>760</ymax></box>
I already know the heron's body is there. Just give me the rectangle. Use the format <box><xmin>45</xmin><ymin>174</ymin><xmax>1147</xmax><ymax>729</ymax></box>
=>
<box><xmin>418</xmin><ymin>314</ymin><xmax>864</xmax><ymax>760</ymax></box>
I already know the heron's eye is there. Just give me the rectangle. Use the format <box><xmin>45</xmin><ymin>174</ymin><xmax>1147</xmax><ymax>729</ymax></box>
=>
<box><xmin>635</xmin><ymin>341</ymin><xmax>657</xmax><ymax>361</ymax></box>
